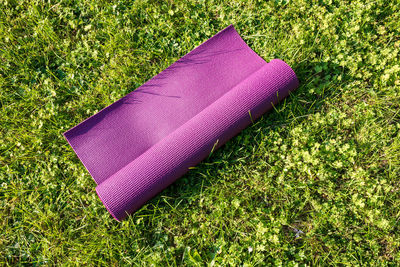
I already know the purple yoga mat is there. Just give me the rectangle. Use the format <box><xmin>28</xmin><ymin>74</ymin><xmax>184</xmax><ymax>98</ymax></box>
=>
<box><xmin>64</xmin><ymin>25</ymin><xmax>299</xmax><ymax>221</ymax></box>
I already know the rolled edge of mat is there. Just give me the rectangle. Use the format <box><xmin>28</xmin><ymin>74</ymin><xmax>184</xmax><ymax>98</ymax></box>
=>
<box><xmin>96</xmin><ymin>59</ymin><xmax>299</xmax><ymax>221</ymax></box>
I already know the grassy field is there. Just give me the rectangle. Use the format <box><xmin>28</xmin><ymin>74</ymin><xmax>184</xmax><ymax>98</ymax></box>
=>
<box><xmin>1</xmin><ymin>0</ymin><xmax>400</xmax><ymax>265</ymax></box>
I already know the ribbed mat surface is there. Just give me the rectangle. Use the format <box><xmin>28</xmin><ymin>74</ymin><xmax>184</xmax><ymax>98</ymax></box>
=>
<box><xmin>64</xmin><ymin>25</ymin><xmax>299</xmax><ymax>221</ymax></box>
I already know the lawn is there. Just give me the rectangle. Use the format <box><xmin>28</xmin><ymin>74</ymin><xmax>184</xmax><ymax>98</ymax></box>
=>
<box><xmin>1</xmin><ymin>0</ymin><xmax>399</xmax><ymax>265</ymax></box>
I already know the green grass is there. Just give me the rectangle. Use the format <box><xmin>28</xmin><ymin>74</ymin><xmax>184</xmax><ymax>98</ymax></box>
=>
<box><xmin>1</xmin><ymin>0</ymin><xmax>400</xmax><ymax>265</ymax></box>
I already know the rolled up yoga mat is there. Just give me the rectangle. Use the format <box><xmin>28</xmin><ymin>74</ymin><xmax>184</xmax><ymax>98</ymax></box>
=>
<box><xmin>64</xmin><ymin>25</ymin><xmax>299</xmax><ymax>221</ymax></box>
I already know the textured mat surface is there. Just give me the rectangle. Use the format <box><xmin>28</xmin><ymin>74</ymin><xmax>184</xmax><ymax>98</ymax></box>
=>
<box><xmin>64</xmin><ymin>25</ymin><xmax>299</xmax><ymax>221</ymax></box>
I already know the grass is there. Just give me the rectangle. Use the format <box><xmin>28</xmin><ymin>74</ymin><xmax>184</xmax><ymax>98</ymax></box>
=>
<box><xmin>1</xmin><ymin>0</ymin><xmax>399</xmax><ymax>265</ymax></box>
